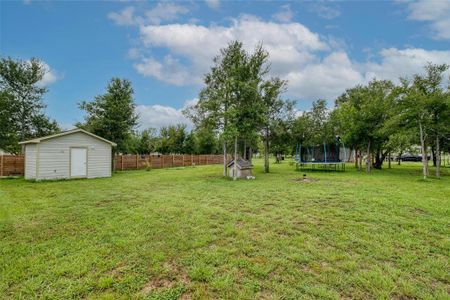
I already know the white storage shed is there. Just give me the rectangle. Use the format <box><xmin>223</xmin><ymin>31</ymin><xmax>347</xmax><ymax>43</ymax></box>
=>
<box><xmin>19</xmin><ymin>128</ymin><xmax>116</xmax><ymax>180</ymax></box>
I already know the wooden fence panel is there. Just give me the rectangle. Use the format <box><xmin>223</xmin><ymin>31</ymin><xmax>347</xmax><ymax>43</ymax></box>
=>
<box><xmin>150</xmin><ymin>155</ymin><xmax>163</xmax><ymax>169</ymax></box>
<box><xmin>162</xmin><ymin>155</ymin><xmax>172</xmax><ymax>168</ymax></box>
<box><xmin>112</xmin><ymin>154</ymin><xmax>228</xmax><ymax>171</ymax></box>
<box><xmin>173</xmin><ymin>155</ymin><xmax>184</xmax><ymax>167</ymax></box>
<box><xmin>1</xmin><ymin>154</ymin><xmax>228</xmax><ymax>177</ymax></box>
<box><xmin>0</xmin><ymin>155</ymin><xmax>24</xmax><ymax>176</ymax></box>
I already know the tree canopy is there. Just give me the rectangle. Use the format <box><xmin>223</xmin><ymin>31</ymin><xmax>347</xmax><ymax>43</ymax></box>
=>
<box><xmin>78</xmin><ymin>77</ymin><xmax>138</xmax><ymax>153</ymax></box>
<box><xmin>0</xmin><ymin>57</ymin><xmax>59</xmax><ymax>153</ymax></box>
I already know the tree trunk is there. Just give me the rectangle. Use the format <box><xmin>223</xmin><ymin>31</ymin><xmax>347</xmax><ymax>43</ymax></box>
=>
<box><xmin>243</xmin><ymin>140</ymin><xmax>247</xmax><ymax>160</ymax></box>
<box><xmin>264</xmin><ymin>128</ymin><xmax>269</xmax><ymax>173</ymax></box>
<box><xmin>419</xmin><ymin>121</ymin><xmax>429</xmax><ymax>179</ymax></box>
<box><xmin>388</xmin><ymin>152</ymin><xmax>391</xmax><ymax>169</ymax></box>
<box><xmin>397</xmin><ymin>150</ymin><xmax>402</xmax><ymax>165</ymax></box>
<box><xmin>431</xmin><ymin>146</ymin><xmax>436</xmax><ymax>167</ymax></box>
<box><xmin>436</xmin><ymin>135</ymin><xmax>441</xmax><ymax>178</ymax></box>
<box><xmin>365</xmin><ymin>140</ymin><xmax>371</xmax><ymax>173</ymax></box>
<box><xmin>112</xmin><ymin>148</ymin><xmax>116</xmax><ymax>172</ymax></box>
<box><xmin>223</xmin><ymin>140</ymin><xmax>228</xmax><ymax>177</ymax></box>
<box><xmin>275</xmin><ymin>153</ymin><xmax>281</xmax><ymax>164</ymax></box>
<box><xmin>373</xmin><ymin>149</ymin><xmax>388</xmax><ymax>169</ymax></box>
<box><xmin>249</xmin><ymin>147</ymin><xmax>253</xmax><ymax>163</ymax></box>
<box><xmin>354</xmin><ymin>148</ymin><xmax>359</xmax><ymax>170</ymax></box>
<box><xmin>358</xmin><ymin>150</ymin><xmax>363</xmax><ymax>171</ymax></box>
<box><xmin>233</xmin><ymin>136</ymin><xmax>238</xmax><ymax>180</ymax></box>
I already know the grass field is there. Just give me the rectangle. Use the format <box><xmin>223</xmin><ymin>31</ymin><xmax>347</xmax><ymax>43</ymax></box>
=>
<box><xmin>1</xmin><ymin>160</ymin><xmax>449</xmax><ymax>299</ymax></box>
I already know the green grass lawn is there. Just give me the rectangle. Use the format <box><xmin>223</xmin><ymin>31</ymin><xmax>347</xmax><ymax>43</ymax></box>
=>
<box><xmin>1</xmin><ymin>160</ymin><xmax>449</xmax><ymax>299</ymax></box>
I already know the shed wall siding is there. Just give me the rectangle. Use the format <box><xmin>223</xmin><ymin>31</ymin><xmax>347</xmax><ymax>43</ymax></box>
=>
<box><xmin>25</xmin><ymin>144</ymin><xmax>37</xmax><ymax>180</ymax></box>
<box><xmin>36</xmin><ymin>132</ymin><xmax>111</xmax><ymax>180</ymax></box>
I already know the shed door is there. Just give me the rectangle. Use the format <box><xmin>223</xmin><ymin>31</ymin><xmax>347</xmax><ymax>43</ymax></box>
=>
<box><xmin>70</xmin><ymin>148</ymin><xmax>87</xmax><ymax>177</ymax></box>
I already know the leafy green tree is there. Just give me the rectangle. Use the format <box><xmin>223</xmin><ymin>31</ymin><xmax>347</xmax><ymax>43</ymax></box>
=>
<box><xmin>0</xmin><ymin>57</ymin><xmax>59</xmax><ymax>153</ymax></box>
<box><xmin>334</xmin><ymin>80</ymin><xmax>396</xmax><ymax>172</ymax></box>
<box><xmin>138</xmin><ymin>128</ymin><xmax>158</xmax><ymax>154</ymax></box>
<box><xmin>259</xmin><ymin>78</ymin><xmax>294</xmax><ymax>171</ymax></box>
<box><xmin>397</xmin><ymin>64</ymin><xmax>449</xmax><ymax>178</ymax></box>
<box><xmin>185</xmin><ymin>41</ymin><xmax>270</xmax><ymax>178</ymax></box>
<box><xmin>124</xmin><ymin>128</ymin><xmax>158</xmax><ymax>154</ymax></box>
<box><xmin>184</xmin><ymin>42</ymin><xmax>243</xmax><ymax>176</ymax></box>
<box><xmin>385</xmin><ymin>131</ymin><xmax>416</xmax><ymax>166</ymax></box>
<box><xmin>157</xmin><ymin>124</ymin><xmax>187</xmax><ymax>154</ymax></box>
<box><xmin>196</xmin><ymin>128</ymin><xmax>219</xmax><ymax>154</ymax></box>
<box><xmin>183</xmin><ymin>131</ymin><xmax>198</xmax><ymax>154</ymax></box>
<box><xmin>78</xmin><ymin>78</ymin><xmax>138</xmax><ymax>154</ymax></box>
<box><xmin>0</xmin><ymin>91</ymin><xmax>17</xmax><ymax>152</ymax></box>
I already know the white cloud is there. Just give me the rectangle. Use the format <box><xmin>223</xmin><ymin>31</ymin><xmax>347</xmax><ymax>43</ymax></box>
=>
<box><xmin>127</xmin><ymin>47</ymin><xmax>142</xmax><ymax>59</ymax></box>
<box><xmin>145</xmin><ymin>2</ymin><xmax>189</xmax><ymax>25</ymax></box>
<box><xmin>405</xmin><ymin>0</ymin><xmax>450</xmax><ymax>40</ymax></box>
<box><xmin>136</xmin><ymin>99</ymin><xmax>196</xmax><ymax>129</ymax></box>
<box><xmin>272</xmin><ymin>4</ymin><xmax>294</xmax><ymax>23</ymax></box>
<box><xmin>309</xmin><ymin>3</ymin><xmax>341</xmax><ymax>19</ymax></box>
<box><xmin>205</xmin><ymin>0</ymin><xmax>220</xmax><ymax>10</ymax></box>
<box><xmin>117</xmin><ymin>11</ymin><xmax>449</xmax><ymax>101</ymax></box>
<box><xmin>108</xmin><ymin>6</ymin><xmax>136</xmax><ymax>26</ymax></box>
<box><xmin>136</xmin><ymin>15</ymin><xmax>328</xmax><ymax>85</ymax></box>
<box><xmin>134</xmin><ymin>55</ymin><xmax>199</xmax><ymax>86</ymax></box>
<box><xmin>108</xmin><ymin>3</ymin><xmax>189</xmax><ymax>27</ymax></box>
<box><xmin>283</xmin><ymin>47</ymin><xmax>450</xmax><ymax>100</ymax></box>
<box><xmin>362</xmin><ymin>48</ymin><xmax>450</xmax><ymax>82</ymax></box>
<box><xmin>38</xmin><ymin>62</ymin><xmax>61</xmax><ymax>86</ymax></box>
<box><xmin>286</xmin><ymin>52</ymin><xmax>364</xmax><ymax>100</ymax></box>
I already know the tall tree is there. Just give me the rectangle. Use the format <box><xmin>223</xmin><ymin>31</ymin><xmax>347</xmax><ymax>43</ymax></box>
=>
<box><xmin>183</xmin><ymin>131</ymin><xmax>198</xmax><ymax>154</ymax></box>
<box><xmin>334</xmin><ymin>80</ymin><xmax>396</xmax><ymax>172</ymax></box>
<box><xmin>157</xmin><ymin>124</ymin><xmax>187</xmax><ymax>154</ymax></box>
<box><xmin>196</xmin><ymin>127</ymin><xmax>218</xmax><ymax>154</ymax></box>
<box><xmin>397</xmin><ymin>64</ymin><xmax>449</xmax><ymax>179</ymax></box>
<box><xmin>260</xmin><ymin>78</ymin><xmax>293</xmax><ymax>172</ymax></box>
<box><xmin>0</xmin><ymin>57</ymin><xmax>59</xmax><ymax>153</ymax></box>
<box><xmin>184</xmin><ymin>42</ymin><xmax>243</xmax><ymax>176</ymax></box>
<box><xmin>78</xmin><ymin>78</ymin><xmax>138</xmax><ymax>154</ymax></box>
<box><xmin>185</xmin><ymin>41</ymin><xmax>269</xmax><ymax>178</ymax></box>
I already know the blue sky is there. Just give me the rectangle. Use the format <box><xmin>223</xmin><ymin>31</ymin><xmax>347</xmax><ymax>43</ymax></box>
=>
<box><xmin>1</xmin><ymin>0</ymin><xmax>449</xmax><ymax>130</ymax></box>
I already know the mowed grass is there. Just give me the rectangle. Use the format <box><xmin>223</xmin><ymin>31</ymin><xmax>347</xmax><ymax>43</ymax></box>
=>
<box><xmin>0</xmin><ymin>160</ymin><xmax>449</xmax><ymax>299</ymax></box>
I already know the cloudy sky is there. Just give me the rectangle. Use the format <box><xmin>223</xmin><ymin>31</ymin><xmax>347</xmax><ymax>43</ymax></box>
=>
<box><xmin>1</xmin><ymin>1</ymin><xmax>450</xmax><ymax>130</ymax></box>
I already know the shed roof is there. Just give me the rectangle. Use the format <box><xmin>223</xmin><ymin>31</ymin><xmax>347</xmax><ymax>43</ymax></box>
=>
<box><xmin>227</xmin><ymin>158</ymin><xmax>253</xmax><ymax>169</ymax></box>
<box><xmin>19</xmin><ymin>128</ymin><xmax>117</xmax><ymax>146</ymax></box>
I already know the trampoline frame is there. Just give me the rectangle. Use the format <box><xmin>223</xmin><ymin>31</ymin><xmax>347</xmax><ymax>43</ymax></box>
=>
<box><xmin>295</xmin><ymin>138</ymin><xmax>347</xmax><ymax>172</ymax></box>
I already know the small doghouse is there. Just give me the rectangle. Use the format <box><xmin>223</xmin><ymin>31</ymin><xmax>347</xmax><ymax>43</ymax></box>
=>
<box><xmin>227</xmin><ymin>158</ymin><xmax>253</xmax><ymax>178</ymax></box>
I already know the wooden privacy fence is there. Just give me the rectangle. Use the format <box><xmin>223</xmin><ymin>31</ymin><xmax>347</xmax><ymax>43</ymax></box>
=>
<box><xmin>114</xmin><ymin>154</ymin><xmax>229</xmax><ymax>171</ymax></box>
<box><xmin>0</xmin><ymin>154</ymin><xmax>228</xmax><ymax>176</ymax></box>
<box><xmin>0</xmin><ymin>155</ymin><xmax>24</xmax><ymax>177</ymax></box>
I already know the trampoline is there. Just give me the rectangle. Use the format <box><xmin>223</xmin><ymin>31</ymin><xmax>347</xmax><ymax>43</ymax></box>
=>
<box><xmin>295</xmin><ymin>136</ymin><xmax>347</xmax><ymax>172</ymax></box>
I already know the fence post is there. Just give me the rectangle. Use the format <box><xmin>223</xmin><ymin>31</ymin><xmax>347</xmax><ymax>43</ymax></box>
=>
<box><xmin>191</xmin><ymin>154</ymin><xmax>193</xmax><ymax>166</ymax></box>
<box><xmin>136</xmin><ymin>154</ymin><xmax>138</xmax><ymax>170</ymax></box>
<box><xmin>206</xmin><ymin>155</ymin><xmax>209</xmax><ymax>165</ymax></box>
<box><xmin>172</xmin><ymin>154</ymin><xmax>174</xmax><ymax>167</ymax></box>
<box><xmin>121</xmin><ymin>155</ymin><xmax>124</xmax><ymax>171</ymax></box>
<box><xmin>182</xmin><ymin>154</ymin><xmax>185</xmax><ymax>167</ymax></box>
<box><xmin>0</xmin><ymin>155</ymin><xmax>3</xmax><ymax>177</ymax></box>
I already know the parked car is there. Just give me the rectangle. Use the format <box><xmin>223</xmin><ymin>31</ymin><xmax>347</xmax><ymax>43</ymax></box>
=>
<box><xmin>399</xmin><ymin>154</ymin><xmax>430</xmax><ymax>162</ymax></box>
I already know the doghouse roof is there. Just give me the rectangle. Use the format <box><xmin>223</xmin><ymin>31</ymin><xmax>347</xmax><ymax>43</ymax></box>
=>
<box><xmin>227</xmin><ymin>158</ymin><xmax>253</xmax><ymax>169</ymax></box>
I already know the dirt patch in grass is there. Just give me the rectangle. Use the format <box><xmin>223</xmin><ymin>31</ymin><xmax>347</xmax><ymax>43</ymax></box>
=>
<box><xmin>235</xmin><ymin>220</ymin><xmax>245</xmax><ymax>228</ymax></box>
<box><xmin>291</xmin><ymin>177</ymin><xmax>319</xmax><ymax>183</ymax></box>
<box><xmin>406</xmin><ymin>206</ymin><xmax>430</xmax><ymax>216</ymax></box>
<box><xmin>141</xmin><ymin>260</ymin><xmax>190</xmax><ymax>296</ymax></box>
